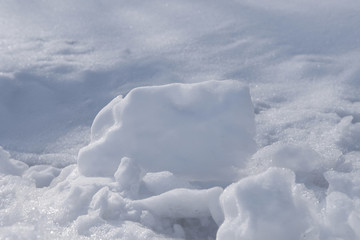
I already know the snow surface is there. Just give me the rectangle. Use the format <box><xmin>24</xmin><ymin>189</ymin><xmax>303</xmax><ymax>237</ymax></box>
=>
<box><xmin>1</xmin><ymin>0</ymin><xmax>360</xmax><ymax>239</ymax></box>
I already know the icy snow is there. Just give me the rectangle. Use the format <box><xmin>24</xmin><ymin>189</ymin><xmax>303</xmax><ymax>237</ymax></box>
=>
<box><xmin>1</xmin><ymin>0</ymin><xmax>360</xmax><ymax>239</ymax></box>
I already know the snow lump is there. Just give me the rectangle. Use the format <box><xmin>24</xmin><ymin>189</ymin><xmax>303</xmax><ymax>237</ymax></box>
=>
<box><xmin>217</xmin><ymin>168</ymin><xmax>315</xmax><ymax>240</ymax></box>
<box><xmin>78</xmin><ymin>80</ymin><xmax>256</xmax><ymax>183</ymax></box>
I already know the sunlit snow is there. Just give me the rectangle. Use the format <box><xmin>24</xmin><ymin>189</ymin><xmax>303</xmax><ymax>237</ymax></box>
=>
<box><xmin>1</xmin><ymin>0</ymin><xmax>360</xmax><ymax>239</ymax></box>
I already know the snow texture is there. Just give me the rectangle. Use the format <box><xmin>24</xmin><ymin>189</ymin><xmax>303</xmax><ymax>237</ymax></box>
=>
<box><xmin>1</xmin><ymin>0</ymin><xmax>360</xmax><ymax>239</ymax></box>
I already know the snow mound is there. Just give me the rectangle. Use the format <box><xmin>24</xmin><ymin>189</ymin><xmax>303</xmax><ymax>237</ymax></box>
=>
<box><xmin>78</xmin><ymin>80</ymin><xmax>256</xmax><ymax>182</ymax></box>
<box><xmin>217</xmin><ymin>168</ymin><xmax>313</xmax><ymax>240</ymax></box>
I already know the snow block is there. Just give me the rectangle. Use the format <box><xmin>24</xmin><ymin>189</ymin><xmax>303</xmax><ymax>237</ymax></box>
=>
<box><xmin>133</xmin><ymin>187</ymin><xmax>224</xmax><ymax>225</ymax></box>
<box><xmin>77</xmin><ymin>80</ymin><xmax>256</xmax><ymax>181</ymax></box>
<box><xmin>217</xmin><ymin>168</ymin><xmax>312</xmax><ymax>240</ymax></box>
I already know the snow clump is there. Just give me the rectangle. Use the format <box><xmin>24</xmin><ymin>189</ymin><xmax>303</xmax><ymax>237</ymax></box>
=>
<box><xmin>217</xmin><ymin>168</ymin><xmax>316</xmax><ymax>240</ymax></box>
<box><xmin>78</xmin><ymin>80</ymin><xmax>256</xmax><ymax>183</ymax></box>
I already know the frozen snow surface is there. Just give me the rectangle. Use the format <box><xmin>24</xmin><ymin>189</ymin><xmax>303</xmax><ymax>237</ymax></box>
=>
<box><xmin>1</xmin><ymin>0</ymin><xmax>360</xmax><ymax>239</ymax></box>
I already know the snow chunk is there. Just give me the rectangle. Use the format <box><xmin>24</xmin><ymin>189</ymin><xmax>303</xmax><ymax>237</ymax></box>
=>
<box><xmin>142</xmin><ymin>171</ymin><xmax>192</xmax><ymax>195</ymax></box>
<box><xmin>78</xmin><ymin>80</ymin><xmax>256</xmax><ymax>182</ymax></box>
<box><xmin>114</xmin><ymin>157</ymin><xmax>141</xmax><ymax>198</ymax></box>
<box><xmin>217</xmin><ymin>168</ymin><xmax>313</xmax><ymax>240</ymax></box>
<box><xmin>48</xmin><ymin>168</ymin><xmax>114</xmax><ymax>223</ymax></box>
<box><xmin>134</xmin><ymin>187</ymin><xmax>224</xmax><ymax>226</ymax></box>
<box><xmin>87</xmin><ymin>186</ymin><xmax>223</xmax><ymax>237</ymax></box>
<box><xmin>0</xmin><ymin>146</ymin><xmax>28</xmax><ymax>176</ymax></box>
<box><xmin>89</xmin><ymin>187</ymin><xmax>128</xmax><ymax>221</ymax></box>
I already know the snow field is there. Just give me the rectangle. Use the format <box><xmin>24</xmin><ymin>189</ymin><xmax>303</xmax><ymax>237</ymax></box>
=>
<box><xmin>1</xmin><ymin>0</ymin><xmax>360</xmax><ymax>239</ymax></box>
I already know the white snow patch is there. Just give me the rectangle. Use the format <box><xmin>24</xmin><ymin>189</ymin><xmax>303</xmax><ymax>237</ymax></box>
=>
<box><xmin>1</xmin><ymin>0</ymin><xmax>360</xmax><ymax>239</ymax></box>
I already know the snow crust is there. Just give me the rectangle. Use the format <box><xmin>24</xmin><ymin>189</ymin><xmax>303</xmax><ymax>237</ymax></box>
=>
<box><xmin>1</xmin><ymin>0</ymin><xmax>360</xmax><ymax>239</ymax></box>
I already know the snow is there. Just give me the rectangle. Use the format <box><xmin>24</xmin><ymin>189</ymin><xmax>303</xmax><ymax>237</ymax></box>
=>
<box><xmin>249</xmin><ymin>143</ymin><xmax>328</xmax><ymax>189</ymax></box>
<box><xmin>1</xmin><ymin>0</ymin><xmax>360</xmax><ymax>239</ymax></box>
<box><xmin>23</xmin><ymin>165</ymin><xmax>61</xmax><ymax>188</ymax></box>
<box><xmin>133</xmin><ymin>187</ymin><xmax>223</xmax><ymax>223</ymax></box>
<box><xmin>217</xmin><ymin>168</ymin><xmax>313</xmax><ymax>240</ymax></box>
<box><xmin>78</xmin><ymin>80</ymin><xmax>255</xmax><ymax>182</ymax></box>
<box><xmin>0</xmin><ymin>147</ymin><xmax>28</xmax><ymax>176</ymax></box>
<box><xmin>142</xmin><ymin>171</ymin><xmax>192</xmax><ymax>195</ymax></box>
<box><xmin>114</xmin><ymin>157</ymin><xmax>142</xmax><ymax>198</ymax></box>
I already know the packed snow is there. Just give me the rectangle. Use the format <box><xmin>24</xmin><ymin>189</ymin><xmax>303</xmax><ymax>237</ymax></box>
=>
<box><xmin>1</xmin><ymin>0</ymin><xmax>360</xmax><ymax>239</ymax></box>
<box><xmin>78</xmin><ymin>80</ymin><xmax>255</xmax><ymax>182</ymax></box>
